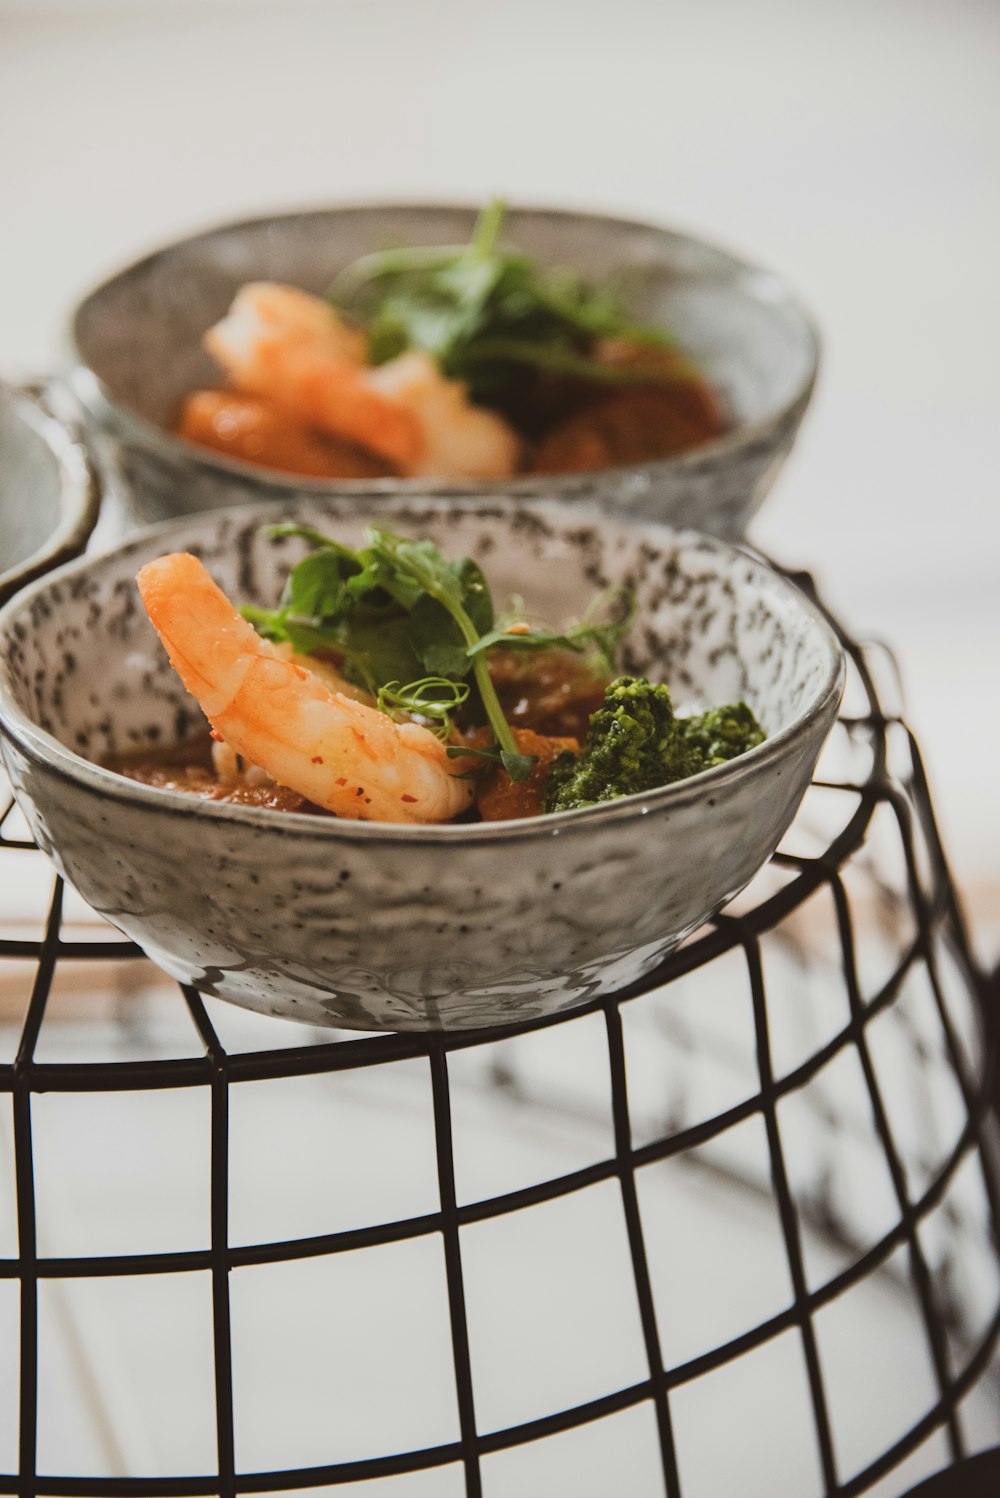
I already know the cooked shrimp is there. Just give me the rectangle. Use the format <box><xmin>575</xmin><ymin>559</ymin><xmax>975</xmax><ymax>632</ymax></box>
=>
<box><xmin>210</xmin><ymin>738</ymin><xmax>272</xmax><ymax>787</ymax></box>
<box><xmin>176</xmin><ymin>390</ymin><xmax>394</xmax><ymax>480</ymax></box>
<box><xmin>368</xmin><ymin>351</ymin><xmax>520</xmax><ymax>479</ymax></box>
<box><xmin>136</xmin><ymin>553</ymin><xmax>475</xmax><ymax>825</ymax></box>
<box><xmin>204</xmin><ymin>283</ymin><xmax>423</xmax><ymax>472</ymax></box>
<box><xmin>271</xmin><ymin>642</ymin><xmax>374</xmax><ymax>704</ymax></box>
<box><xmin>210</xmin><ymin>644</ymin><xmax>372</xmax><ymax>786</ymax></box>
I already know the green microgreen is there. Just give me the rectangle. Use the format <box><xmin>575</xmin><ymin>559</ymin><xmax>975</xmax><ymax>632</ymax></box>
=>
<box><xmin>361</xmin><ymin>528</ymin><xmax>526</xmax><ymax>772</ymax></box>
<box><xmin>326</xmin><ymin>199</ymin><xmax>692</xmax><ymax>406</ymax></box>
<box><xmin>469</xmin><ymin>586</ymin><xmax>635</xmax><ymax>674</ymax></box>
<box><xmin>245</xmin><ymin>522</ymin><xmax>638</xmax><ymax>783</ymax></box>
<box><xmin>376</xmin><ymin>677</ymin><xmax>471</xmax><ymax>739</ymax></box>
<box><xmin>245</xmin><ymin>524</ymin><xmax>634</xmax><ymax>782</ymax></box>
<box><xmin>442</xmin><ymin>739</ymin><xmax>535</xmax><ymax>783</ymax></box>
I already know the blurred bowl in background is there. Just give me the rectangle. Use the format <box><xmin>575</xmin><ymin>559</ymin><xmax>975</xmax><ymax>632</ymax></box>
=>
<box><xmin>0</xmin><ymin>496</ymin><xmax>843</xmax><ymax>1032</ymax></box>
<box><xmin>68</xmin><ymin>204</ymin><xmax>820</xmax><ymax>538</ymax></box>
<box><xmin>0</xmin><ymin>382</ymin><xmax>99</xmax><ymax>607</ymax></box>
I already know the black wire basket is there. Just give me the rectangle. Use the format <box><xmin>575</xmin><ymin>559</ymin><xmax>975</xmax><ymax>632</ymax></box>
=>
<box><xmin>0</xmin><ymin>583</ymin><xmax>997</xmax><ymax>1498</ymax></box>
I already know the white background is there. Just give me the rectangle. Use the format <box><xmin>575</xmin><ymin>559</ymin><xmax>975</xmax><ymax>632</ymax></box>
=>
<box><xmin>0</xmin><ymin>0</ymin><xmax>998</xmax><ymax>956</ymax></box>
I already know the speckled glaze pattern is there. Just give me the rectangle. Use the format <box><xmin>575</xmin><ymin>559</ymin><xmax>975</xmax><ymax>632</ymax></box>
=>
<box><xmin>69</xmin><ymin>205</ymin><xmax>819</xmax><ymax>539</ymax></box>
<box><xmin>0</xmin><ymin>498</ymin><xmax>843</xmax><ymax>1032</ymax></box>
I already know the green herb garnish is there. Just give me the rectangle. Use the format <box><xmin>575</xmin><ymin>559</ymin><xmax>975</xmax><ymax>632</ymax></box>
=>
<box><xmin>362</xmin><ymin>528</ymin><xmax>533</xmax><ymax>778</ymax></box>
<box><xmin>376</xmin><ymin>677</ymin><xmax>471</xmax><ymax>739</ymax></box>
<box><xmin>470</xmin><ymin>587</ymin><xmax>634</xmax><ymax>675</ymax></box>
<box><xmin>327</xmin><ymin>200</ymin><xmax>693</xmax><ymax>408</ymax></box>
<box><xmin>249</xmin><ymin>523</ymin><xmax>625</xmax><ymax>783</ymax></box>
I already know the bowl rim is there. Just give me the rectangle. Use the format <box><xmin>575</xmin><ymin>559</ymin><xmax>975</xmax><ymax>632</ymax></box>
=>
<box><xmin>67</xmin><ymin>199</ymin><xmax>822</xmax><ymax>493</ymax></box>
<box><xmin>0</xmin><ymin>382</ymin><xmax>101</xmax><ymax>606</ymax></box>
<box><xmin>0</xmin><ymin>496</ymin><xmax>846</xmax><ymax>845</ymax></box>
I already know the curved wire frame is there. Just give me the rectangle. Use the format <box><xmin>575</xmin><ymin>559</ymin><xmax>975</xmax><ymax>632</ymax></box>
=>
<box><xmin>0</xmin><ymin>580</ymin><xmax>996</xmax><ymax>1498</ymax></box>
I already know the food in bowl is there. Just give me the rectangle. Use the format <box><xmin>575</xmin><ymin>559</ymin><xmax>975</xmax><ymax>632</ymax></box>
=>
<box><xmin>120</xmin><ymin>523</ymin><xmax>765</xmax><ymax>824</ymax></box>
<box><xmin>69</xmin><ymin>204</ymin><xmax>819</xmax><ymax>535</ymax></box>
<box><xmin>174</xmin><ymin>203</ymin><xmax>726</xmax><ymax>482</ymax></box>
<box><xmin>0</xmin><ymin>498</ymin><xmax>843</xmax><ymax>1031</ymax></box>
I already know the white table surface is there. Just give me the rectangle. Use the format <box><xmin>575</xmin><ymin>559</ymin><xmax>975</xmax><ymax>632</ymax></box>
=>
<box><xmin>1</xmin><ymin>0</ymin><xmax>998</xmax><ymax>954</ymax></box>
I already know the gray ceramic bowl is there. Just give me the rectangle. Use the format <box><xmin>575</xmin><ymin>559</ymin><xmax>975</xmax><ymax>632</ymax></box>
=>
<box><xmin>69</xmin><ymin>204</ymin><xmax>819</xmax><ymax>538</ymax></box>
<box><xmin>0</xmin><ymin>382</ymin><xmax>99</xmax><ymax>607</ymax></box>
<box><xmin>0</xmin><ymin>497</ymin><xmax>843</xmax><ymax>1033</ymax></box>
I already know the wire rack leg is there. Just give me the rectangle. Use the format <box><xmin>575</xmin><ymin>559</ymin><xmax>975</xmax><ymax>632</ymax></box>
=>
<box><xmin>184</xmin><ymin>989</ymin><xmax>236</xmax><ymax>1498</ymax></box>
<box><xmin>740</xmin><ymin>927</ymin><xmax>840</xmax><ymax>1492</ymax></box>
<box><xmin>429</xmin><ymin>1042</ymin><xmax>482</xmax><ymax>1497</ymax></box>
<box><xmin>604</xmin><ymin>1000</ymin><xmax>680</xmax><ymax>1497</ymax></box>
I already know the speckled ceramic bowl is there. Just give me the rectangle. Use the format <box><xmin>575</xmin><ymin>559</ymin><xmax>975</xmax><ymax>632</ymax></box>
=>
<box><xmin>0</xmin><ymin>382</ymin><xmax>99</xmax><ymax>607</ymax></box>
<box><xmin>0</xmin><ymin>497</ymin><xmax>843</xmax><ymax>1032</ymax></box>
<box><xmin>69</xmin><ymin>204</ymin><xmax>819</xmax><ymax>538</ymax></box>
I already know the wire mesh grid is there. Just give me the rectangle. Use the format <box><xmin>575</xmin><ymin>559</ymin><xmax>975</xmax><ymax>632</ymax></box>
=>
<box><xmin>0</xmin><ymin>586</ymin><xmax>996</xmax><ymax>1498</ymax></box>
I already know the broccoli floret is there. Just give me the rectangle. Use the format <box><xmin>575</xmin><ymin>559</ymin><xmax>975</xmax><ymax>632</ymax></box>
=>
<box><xmin>543</xmin><ymin>677</ymin><xmax>766</xmax><ymax>814</ymax></box>
<box><xmin>681</xmin><ymin>700</ymin><xmax>766</xmax><ymax>766</ymax></box>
